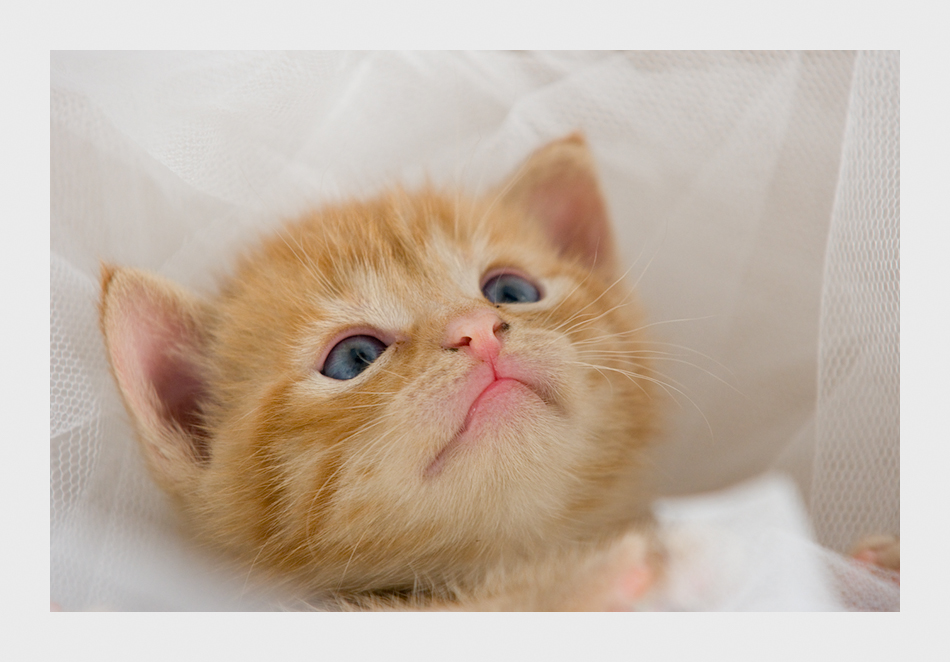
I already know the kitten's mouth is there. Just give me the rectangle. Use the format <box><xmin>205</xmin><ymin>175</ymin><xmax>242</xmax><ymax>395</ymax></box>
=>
<box><xmin>424</xmin><ymin>362</ymin><xmax>552</xmax><ymax>477</ymax></box>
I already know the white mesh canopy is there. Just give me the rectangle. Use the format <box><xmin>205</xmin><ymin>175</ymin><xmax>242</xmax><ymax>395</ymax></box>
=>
<box><xmin>50</xmin><ymin>51</ymin><xmax>899</xmax><ymax>610</ymax></box>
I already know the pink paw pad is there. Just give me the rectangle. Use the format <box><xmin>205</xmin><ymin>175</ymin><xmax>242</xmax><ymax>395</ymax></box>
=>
<box><xmin>606</xmin><ymin>565</ymin><xmax>654</xmax><ymax>611</ymax></box>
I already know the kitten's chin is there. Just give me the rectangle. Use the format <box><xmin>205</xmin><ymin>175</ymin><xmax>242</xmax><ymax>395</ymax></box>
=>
<box><xmin>425</xmin><ymin>377</ymin><xmax>546</xmax><ymax>477</ymax></box>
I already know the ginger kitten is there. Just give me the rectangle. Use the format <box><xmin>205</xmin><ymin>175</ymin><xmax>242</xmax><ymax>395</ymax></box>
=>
<box><xmin>99</xmin><ymin>134</ymin><xmax>664</xmax><ymax>610</ymax></box>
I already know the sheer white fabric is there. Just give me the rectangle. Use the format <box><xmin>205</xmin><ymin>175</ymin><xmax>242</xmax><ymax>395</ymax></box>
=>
<box><xmin>50</xmin><ymin>51</ymin><xmax>899</xmax><ymax>610</ymax></box>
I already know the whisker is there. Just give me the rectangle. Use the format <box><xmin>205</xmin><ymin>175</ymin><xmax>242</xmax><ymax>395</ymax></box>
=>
<box><xmin>570</xmin><ymin>360</ymin><xmax>714</xmax><ymax>441</ymax></box>
<box><xmin>241</xmin><ymin>539</ymin><xmax>270</xmax><ymax>597</ymax></box>
<box><xmin>330</xmin><ymin>401</ymin><xmax>395</xmax><ymax>411</ymax></box>
<box><xmin>573</xmin><ymin>335</ymin><xmax>739</xmax><ymax>384</ymax></box>
<box><xmin>575</xmin><ymin>351</ymin><xmax>743</xmax><ymax>397</ymax></box>
<box><xmin>559</xmin><ymin>299</ymin><xmax>634</xmax><ymax>338</ymax></box>
<box><xmin>548</xmin><ymin>261</ymin><xmax>639</xmax><ymax>335</ymax></box>
<box><xmin>338</xmin><ymin>528</ymin><xmax>369</xmax><ymax>590</ymax></box>
<box><xmin>568</xmin><ymin>315</ymin><xmax>721</xmax><ymax>345</ymax></box>
<box><xmin>537</xmin><ymin>263</ymin><xmax>596</xmax><ymax>328</ymax></box>
<box><xmin>628</xmin><ymin>215</ymin><xmax>669</xmax><ymax>292</ymax></box>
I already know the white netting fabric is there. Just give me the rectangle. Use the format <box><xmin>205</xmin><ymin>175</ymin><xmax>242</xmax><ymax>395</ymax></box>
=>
<box><xmin>811</xmin><ymin>51</ymin><xmax>900</xmax><ymax>554</ymax></box>
<box><xmin>50</xmin><ymin>51</ymin><xmax>899</xmax><ymax>610</ymax></box>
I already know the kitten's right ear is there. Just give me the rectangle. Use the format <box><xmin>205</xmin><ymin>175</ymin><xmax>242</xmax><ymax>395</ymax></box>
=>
<box><xmin>501</xmin><ymin>133</ymin><xmax>618</xmax><ymax>274</ymax></box>
<box><xmin>99</xmin><ymin>265</ymin><xmax>210</xmax><ymax>497</ymax></box>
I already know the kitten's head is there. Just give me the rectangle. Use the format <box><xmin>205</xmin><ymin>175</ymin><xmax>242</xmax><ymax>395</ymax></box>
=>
<box><xmin>100</xmin><ymin>135</ymin><xmax>658</xmax><ymax>594</ymax></box>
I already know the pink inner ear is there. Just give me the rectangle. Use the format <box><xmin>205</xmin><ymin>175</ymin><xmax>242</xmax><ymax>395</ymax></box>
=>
<box><xmin>113</xmin><ymin>291</ymin><xmax>209</xmax><ymax>462</ymax></box>
<box><xmin>525</xmin><ymin>175</ymin><xmax>611</xmax><ymax>269</ymax></box>
<box><xmin>145</xmin><ymin>330</ymin><xmax>209</xmax><ymax>460</ymax></box>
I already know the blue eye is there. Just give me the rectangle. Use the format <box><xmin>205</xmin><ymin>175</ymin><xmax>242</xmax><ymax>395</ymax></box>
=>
<box><xmin>482</xmin><ymin>273</ymin><xmax>542</xmax><ymax>304</ymax></box>
<box><xmin>321</xmin><ymin>335</ymin><xmax>388</xmax><ymax>380</ymax></box>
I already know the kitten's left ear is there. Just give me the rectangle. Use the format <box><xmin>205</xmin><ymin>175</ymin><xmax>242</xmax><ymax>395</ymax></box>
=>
<box><xmin>99</xmin><ymin>265</ymin><xmax>211</xmax><ymax>498</ymax></box>
<box><xmin>501</xmin><ymin>133</ymin><xmax>617</xmax><ymax>273</ymax></box>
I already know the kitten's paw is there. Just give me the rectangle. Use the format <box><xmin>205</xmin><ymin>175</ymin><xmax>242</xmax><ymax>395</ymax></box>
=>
<box><xmin>850</xmin><ymin>535</ymin><xmax>900</xmax><ymax>574</ymax></box>
<box><xmin>568</xmin><ymin>532</ymin><xmax>664</xmax><ymax>611</ymax></box>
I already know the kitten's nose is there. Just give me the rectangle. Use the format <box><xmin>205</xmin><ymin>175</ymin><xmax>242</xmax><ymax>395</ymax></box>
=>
<box><xmin>442</xmin><ymin>309</ymin><xmax>506</xmax><ymax>362</ymax></box>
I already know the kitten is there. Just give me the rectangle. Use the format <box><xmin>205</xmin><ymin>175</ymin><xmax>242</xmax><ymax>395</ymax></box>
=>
<box><xmin>99</xmin><ymin>134</ymin><xmax>664</xmax><ymax>610</ymax></box>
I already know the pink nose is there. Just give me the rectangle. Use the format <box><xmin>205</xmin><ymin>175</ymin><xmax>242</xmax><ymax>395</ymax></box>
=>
<box><xmin>442</xmin><ymin>309</ymin><xmax>505</xmax><ymax>362</ymax></box>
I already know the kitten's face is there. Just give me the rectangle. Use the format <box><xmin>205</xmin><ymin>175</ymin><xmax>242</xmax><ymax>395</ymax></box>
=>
<box><xmin>101</xmin><ymin>136</ymin><xmax>657</xmax><ymax>594</ymax></box>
